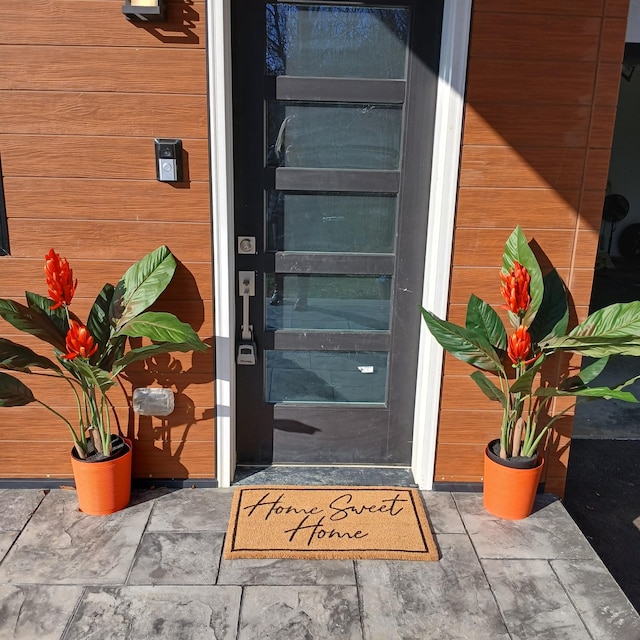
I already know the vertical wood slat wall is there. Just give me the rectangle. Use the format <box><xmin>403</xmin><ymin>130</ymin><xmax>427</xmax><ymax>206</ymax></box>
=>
<box><xmin>0</xmin><ymin>1</ymin><xmax>214</xmax><ymax>479</ymax></box>
<box><xmin>434</xmin><ymin>0</ymin><xmax>629</xmax><ymax>496</ymax></box>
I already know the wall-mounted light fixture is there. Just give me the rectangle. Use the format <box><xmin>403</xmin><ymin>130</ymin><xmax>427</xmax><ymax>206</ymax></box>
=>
<box><xmin>122</xmin><ymin>0</ymin><xmax>166</xmax><ymax>21</ymax></box>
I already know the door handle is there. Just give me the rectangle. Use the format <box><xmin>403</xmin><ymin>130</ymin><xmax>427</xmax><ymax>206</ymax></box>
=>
<box><xmin>238</xmin><ymin>271</ymin><xmax>257</xmax><ymax>365</ymax></box>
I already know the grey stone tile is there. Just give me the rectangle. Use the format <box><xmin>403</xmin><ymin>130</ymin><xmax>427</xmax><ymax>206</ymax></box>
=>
<box><xmin>357</xmin><ymin>533</ymin><xmax>509</xmax><ymax>639</ymax></box>
<box><xmin>65</xmin><ymin>585</ymin><xmax>242</xmax><ymax>640</ymax></box>
<box><xmin>552</xmin><ymin>559</ymin><xmax>640</xmax><ymax>639</ymax></box>
<box><xmin>238</xmin><ymin>585</ymin><xmax>362</xmax><ymax>639</ymax></box>
<box><xmin>0</xmin><ymin>584</ymin><xmax>83</xmax><ymax>640</ymax></box>
<box><xmin>0</xmin><ymin>489</ymin><xmax>47</xmax><ymax>530</ymax></box>
<box><xmin>0</xmin><ymin>531</ymin><xmax>18</xmax><ymax>562</ymax></box>
<box><xmin>0</xmin><ymin>490</ymin><xmax>152</xmax><ymax>584</ymax></box>
<box><xmin>454</xmin><ymin>493</ymin><xmax>596</xmax><ymax>560</ymax></box>
<box><xmin>482</xmin><ymin>559</ymin><xmax>591</xmax><ymax>639</ymax></box>
<box><xmin>421</xmin><ymin>490</ymin><xmax>465</xmax><ymax>534</ymax></box>
<box><xmin>147</xmin><ymin>488</ymin><xmax>233</xmax><ymax>533</ymax></box>
<box><xmin>218</xmin><ymin>557</ymin><xmax>356</xmax><ymax>585</ymax></box>
<box><xmin>128</xmin><ymin>532</ymin><xmax>224</xmax><ymax>585</ymax></box>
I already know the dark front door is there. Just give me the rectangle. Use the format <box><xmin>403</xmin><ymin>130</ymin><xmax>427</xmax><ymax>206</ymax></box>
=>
<box><xmin>232</xmin><ymin>0</ymin><xmax>443</xmax><ymax>466</ymax></box>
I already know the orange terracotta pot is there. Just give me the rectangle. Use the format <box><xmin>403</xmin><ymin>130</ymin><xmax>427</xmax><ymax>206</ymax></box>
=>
<box><xmin>483</xmin><ymin>443</ymin><xmax>544</xmax><ymax>520</ymax></box>
<box><xmin>70</xmin><ymin>436</ymin><xmax>132</xmax><ymax>516</ymax></box>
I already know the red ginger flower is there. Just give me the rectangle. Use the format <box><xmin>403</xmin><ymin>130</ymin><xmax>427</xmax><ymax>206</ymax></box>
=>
<box><xmin>45</xmin><ymin>249</ymin><xmax>77</xmax><ymax>310</ymax></box>
<box><xmin>507</xmin><ymin>325</ymin><xmax>534</xmax><ymax>365</ymax></box>
<box><xmin>500</xmin><ymin>261</ymin><xmax>531</xmax><ymax>316</ymax></box>
<box><xmin>63</xmin><ymin>320</ymin><xmax>98</xmax><ymax>361</ymax></box>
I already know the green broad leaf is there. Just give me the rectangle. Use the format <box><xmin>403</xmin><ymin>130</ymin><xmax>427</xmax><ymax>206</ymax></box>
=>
<box><xmin>570</xmin><ymin>301</ymin><xmax>640</xmax><ymax>341</ymax></box>
<box><xmin>25</xmin><ymin>291</ymin><xmax>68</xmax><ymax>338</ymax></box>
<box><xmin>0</xmin><ymin>338</ymin><xmax>61</xmax><ymax>373</ymax></box>
<box><xmin>421</xmin><ymin>308</ymin><xmax>503</xmax><ymax>372</ymax></box>
<box><xmin>111</xmin><ymin>246</ymin><xmax>177</xmax><ymax>330</ymax></box>
<box><xmin>529</xmin><ymin>269</ymin><xmax>568</xmax><ymax>344</ymax></box>
<box><xmin>0</xmin><ymin>298</ymin><xmax>67</xmax><ymax>352</ymax></box>
<box><xmin>0</xmin><ymin>372</ymin><xmax>36</xmax><ymax>406</ymax></box>
<box><xmin>68</xmin><ymin>358</ymin><xmax>116</xmax><ymax>395</ymax></box>
<box><xmin>87</xmin><ymin>283</ymin><xmax>116</xmax><ymax>354</ymax></box>
<box><xmin>466</xmin><ymin>295</ymin><xmax>507</xmax><ymax>351</ymax></box>
<box><xmin>111</xmin><ymin>342</ymin><xmax>207</xmax><ymax>376</ymax></box>
<box><xmin>579</xmin><ymin>356</ymin><xmax>610</xmax><ymax>383</ymax></box>
<box><xmin>501</xmin><ymin>226</ymin><xmax>544</xmax><ymax>328</ymax></box>
<box><xmin>113</xmin><ymin>312</ymin><xmax>208</xmax><ymax>351</ymax></box>
<box><xmin>535</xmin><ymin>385</ymin><xmax>637</xmax><ymax>403</ymax></box>
<box><xmin>470</xmin><ymin>370</ymin><xmax>506</xmax><ymax>406</ymax></box>
<box><xmin>509</xmin><ymin>355</ymin><xmax>546</xmax><ymax>394</ymax></box>
<box><xmin>540</xmin><ymin>334</ymin><xmax>640</xmax><ymax>358</ymax></box>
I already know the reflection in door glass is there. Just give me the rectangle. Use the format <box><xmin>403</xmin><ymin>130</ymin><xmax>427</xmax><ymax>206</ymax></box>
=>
<box><xmin>268</xmin><ymin>102</ymin><xmax>402</xmax><ymax>170</ymax></box>
<box><xmin>266</xmin><ymin>192</ymin><xmax>396</xmax><ymax>253</ymax></box>
<box><xmin>266</xmin><ymin>351</ymin><xmax>388</xmax><ymax>403</ymax></box>
<box><xmin>266</xmin><ymin>4</ymin><xmax>409</xmax><ymax>79</ymax></box>
<box><xmin>266</xmin><ymin>275</ymin><xmax>391</xmax><ymax>331</ymax></box>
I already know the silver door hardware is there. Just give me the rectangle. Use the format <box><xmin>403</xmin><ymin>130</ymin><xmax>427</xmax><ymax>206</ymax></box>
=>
<box><xmin>238</xmin><ymin>271</ymin><xmax>257</xmax><ymax>364</ymax></box>
<box><xmin>237</xmin><ymin>343</ymin><xmax>257</xmax><ymax>365</ymax></box>
<box><xmin>237</xmin><ymin>236</ymin><xmax>257</xmax><ymax>255</ymax></box>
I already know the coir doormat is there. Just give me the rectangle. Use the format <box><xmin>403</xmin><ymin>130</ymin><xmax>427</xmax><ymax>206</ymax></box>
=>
<box><xmin>223</xmin><ymin>486</ymin><xmax>439</xmax><ymax>561</ymax></box>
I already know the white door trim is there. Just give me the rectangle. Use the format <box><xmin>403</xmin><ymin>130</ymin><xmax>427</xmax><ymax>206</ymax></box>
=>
<box><xmin>207</xmin><ymin>0</ymin><xmax>236</xmax><ymax>487</ymax></box>
<box><xmin>411</xmin><ymin>0</ymin><xmax>472</xmax><ymax>489</ymax></box>
<box><xmin>208</xmin><ymin>0</ymin><xmax>471</xmax><ymax>488</ymax></box>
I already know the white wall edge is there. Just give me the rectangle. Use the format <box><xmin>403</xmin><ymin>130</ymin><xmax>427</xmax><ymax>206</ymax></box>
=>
<box><xmin>411</xmin><ymin>0</ymin><xmax>472</xmax><ymax>489</ymax></box>
<box><xmin>207</xmin><ymin>0</ymin><xmax>236</xmax><ymax>488</ymax></box>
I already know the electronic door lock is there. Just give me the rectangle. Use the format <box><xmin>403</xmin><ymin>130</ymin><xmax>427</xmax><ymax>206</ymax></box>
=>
<box><xmin>237</xmin><ymin>341</ymin><xmax>257</xmax><ymax>365</ymax></box>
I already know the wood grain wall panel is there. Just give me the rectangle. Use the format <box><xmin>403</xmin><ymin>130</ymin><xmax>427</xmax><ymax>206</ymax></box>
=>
<box><xmin>5</xmin><ymin>179</ymin><xmax>211</xmax><ymax>222</ymax></box>
<box><xmin>573</xmin><ymin>227</ymin><xmax>602</xmax><ymax>268</ymax></box>
<box><xmin>131</xmin><ymin>440</ymin><xmax>215</xmax><ymax>479</ymax></box>
<box><xmin>0</xmin><ymin>92</ymin><xmax>208</xmax><ymax>137</ymax></box>
<box><xmin>437</xmin><ymin>410</ymin><xmax>503</xmax><ymax>443</ymax></box>
<box><xmin>0</xmin><ymin>135</ymin><xmax>210</xmax><ymax>182</ymax></box>
<box><xmin>584</xmin><ymin>148</ymin><xmax>613</xmax><ymax>192</ymax></box>
<box><xmin>600</xmin><ymin>18</ymin><xmax>629</xmax><ymax>62</ymax></box>
<box><xmin>463</xmin><ymin>104</ymin><xmax>591</xmax><ymax>148</ymax></box>
<box><xmin>440</xmin><ymin>376</ymin><xmax>495</xmax><ymax>412</ymax></box>
<box><xmin>452</xmin><ymin>229</ymin><xmax>575</xmax><ymax>269</ymax></box>
<box><xmin>434</xmin><ymin>444</ymin><xmax>486</xmax><ymax>479</ymax></box>
<box><xmin>0</xmin><ymin>1</ymin><xmax>206</xmax><ymax>48</ymax></box>
<box><xmin>594</xmin><ymin>63</ymin><xmax>625</xmax><ymax>106</ymax></box>
<box><xmin>466</xmin><ymin>59</ymin><xmax>596</xmax><ymax>106</ymax></box>
<box><xmin>0</xmin><ymin>46</ymin><xmax>206</xmax><ymax>95</ymax></box>
<box><xmin>0</xmin><ymin>1</ymin><xmax>213</xmax><ymax>482</ymax></box>
<box><xmin>0</xmin><ymin>442</ymin><xmax>78</xmax><ymax>478</ymax></box>
<box><xmin>472</xmin><ymin>1</ymin><xmax>605</xmax><ymax>15</ymax></box>
<box><xmin>589</xmin><ymin>105</ymin><xmax>619</xmax><ymax>148</ymax></box>
<box><xmin>456</xmin><ymin>188</ymin><xmax>579</xmax><ymax>228</ymax></box>
<box><xmin>579</xmin><ymin>191</ymin><xmax>608</xmax><ymax>229</ymax></box>
<box><xmin>469</xmin><ymin>14</ymin><xmax>601</xmax><ymax>62</ymax></box>
<box><xmin>7</xmin><ymin>220</ymin><xmax>211</xmax><ymax>262</ymax></box>
<box><xmin>459</xmin><ymin>146</ymin><xmax>586</xmax><ymax>190</ymax></box>
<box><xmin>605</xmin><ymin>0</ymin><xmax>630</xmax><ymax>17</ymax></box>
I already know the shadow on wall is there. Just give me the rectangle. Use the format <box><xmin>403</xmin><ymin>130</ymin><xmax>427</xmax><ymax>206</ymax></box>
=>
<box><xmin>126</xmin><ymin>0</ymin><xmax>201</xmax><ymax>45</ymax></box>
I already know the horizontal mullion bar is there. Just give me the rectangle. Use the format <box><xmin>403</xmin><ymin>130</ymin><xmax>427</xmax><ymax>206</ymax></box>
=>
<box><xmin>272</xmin><ymin>331</ymin><xmax>390</xmax><ymax>351</ymax></box>
<box><xmin>274</xmin><ymin>168</ymin><xmax>400</xmax><ymax>193</ymax></box>
<box><xmin>275</xmin><ymin>77</ymin><xmax>406</xmax><ymax>104</ymax></box>
<box><xmin>275</xmin><ymin>252</ymin><xmax>395</xmax><ymax>275</ymax></box>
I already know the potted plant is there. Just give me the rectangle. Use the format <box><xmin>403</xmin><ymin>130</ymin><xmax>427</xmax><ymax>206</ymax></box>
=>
<box><xmin>421</xmin><ymin>226</ymin><xmax>640</xmax><ymax>519</ymax></box>
<box><xmin>0</xmin><ymin>246</ymin><xmax>208</xmax><ymax>515</ymax></box>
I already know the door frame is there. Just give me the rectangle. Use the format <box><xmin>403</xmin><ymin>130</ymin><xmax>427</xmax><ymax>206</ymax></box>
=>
<box><xmin>207</xmin><ymin>0</ymin><xmax>472</xmax><ymax>488</ymax></box>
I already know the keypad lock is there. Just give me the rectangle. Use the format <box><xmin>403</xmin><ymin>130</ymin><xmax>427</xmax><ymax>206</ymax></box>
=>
<box><xmin>237</xmin><ymin>342</ymin><xmax>257</xmax><ymax>365</ymax></box>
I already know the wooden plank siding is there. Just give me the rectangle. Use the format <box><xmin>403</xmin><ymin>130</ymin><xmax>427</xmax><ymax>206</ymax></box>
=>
<box><xmin>0</xmin><ymin>0</ymin><xmax>214</xmax><ymax>480</ymax></box>
<box><xmin>433</xmin><ymin>0</ymin><xmax>629</xmax><ymax>495</ymax></box>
